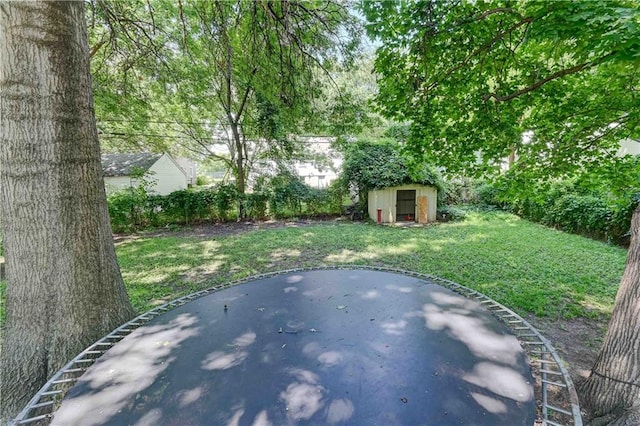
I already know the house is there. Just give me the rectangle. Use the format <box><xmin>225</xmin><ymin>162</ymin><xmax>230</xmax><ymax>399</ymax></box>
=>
<box><xmin>101</xmin><ymin>152</ymin><xmax>190</xmax><ymax>195</ymax></box>
<box><xmin>175</xmin><ymin>157</ymin><xmax>198</xmax><ymax>186</ymax></box>
<box><xmin>368</xmin><ymin>184</ymin><xmax>438</xmax><ymax>224</ymax></box>
<box><xmin>293</xmin><ymin>137</ymin><xmax>341</xmax><ymax>188</ymax></box>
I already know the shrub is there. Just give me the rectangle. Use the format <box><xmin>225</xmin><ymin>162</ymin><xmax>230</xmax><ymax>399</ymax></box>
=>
<box><xmin>268</xmin><ymin>171</ymin><xmax>308</xmax><ymax>218</ymax></box>
<box><xmin>475</xmin><ymin>182</ymin><xmax>506</xmax><ymax>208</ymax></box>
<box><xmin>107</xmin><ymin>187</ymin><xmax>149</xmax><ymax>232</ymax></box>
<box><xmin>437</xmin><ymin>206</ymin><xmax>467</xmax><ymax>222</ymax></box>
<box><xmin>467</xmin><ymin>176</ymin><xmax>638</xmax><ymax>245</ymax></box>
<box><xmin>243</xmin><ymin>191</ymin><xmax>269</xmax><ymax>220</ymax></box>
<box><xmin>546</xmin><ymin>194</ymin><xmax>612</xmax><ymax>237</ymax></box>
<box><xmin>196</xmin><ymin>175</ymin><xmax>211</xmax><ymax>186</ymax></box>
<box><xmin>213</xmin><ymin>183</ymin><xmax>239</xmax><ymax>221</ymax></box>
<box><xmin>442</xmin><ymin>178</ymin><xmax>479</xmax><ymax>205</ymax></box>
<box><xmin>304</xmin><ymin>188</ymin><xmax>332</xmax><ymax>216</ymax></box>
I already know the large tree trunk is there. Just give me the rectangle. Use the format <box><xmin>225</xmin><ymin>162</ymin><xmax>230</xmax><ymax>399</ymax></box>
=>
<box><xmin>0</xmin><ymin>2</ymin><xmax>136</xmax><ymax>421</ymax></box>
<box><xmin>580</xmin><ymin>204</ymin><xmax>640</xmax><ymax>425</ymax></box>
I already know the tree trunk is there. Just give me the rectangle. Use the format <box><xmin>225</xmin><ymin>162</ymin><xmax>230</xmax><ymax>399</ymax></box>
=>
<box><xmin>0</xmin><ymin>2</ymin><xmax>136</xmax><ymax>421</ymax></box>
<box><xmin>230</xmin><ymin>120</ymin><xmax>247</xmax><ymax>219</ymax></box>
<box><xmin>580</xmin><ymin>204</ymin><xmax>640</xmax><ymax>424</ymax></box>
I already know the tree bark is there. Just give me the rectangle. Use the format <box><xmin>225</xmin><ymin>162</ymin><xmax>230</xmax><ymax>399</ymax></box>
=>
<box><xmin>230</xmin><ymin>119</ymin><xmax>247</xmax><ymax>218</ymax></box>
<box><xmin>0</xmin><ymin>2</ymin><xmax>136</xmax><ymax>420</ymax></box>
<box><xmin>580</xmin><ymin>204</ymin><xmax>640</xmax><ymax>423</ymax></box>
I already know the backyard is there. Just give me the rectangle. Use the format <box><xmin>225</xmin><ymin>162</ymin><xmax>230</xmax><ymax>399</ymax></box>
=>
<box><xmin>111</xmin><ymin>210</ymin><xmax>626</xmax><ymax>391</ymax></box>
<box><xmin>0</xmin><ymin>209</ymin><xmax>628</xmax><ymax>422</ymax></box>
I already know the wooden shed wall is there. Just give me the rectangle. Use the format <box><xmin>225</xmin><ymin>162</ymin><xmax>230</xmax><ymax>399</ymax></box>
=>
<box><xmin>368</xmin><ymin>184</ymin><xmax>437</xmax><ymax>223</ymax></box>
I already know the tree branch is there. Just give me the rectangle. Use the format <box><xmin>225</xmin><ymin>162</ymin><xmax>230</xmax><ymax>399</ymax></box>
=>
<box><xmin>426</xmin><ymin>16</ymin><xmax>534</xmax><ymax>93</ymax></box>
<box><xmin>236</xmin><ymin>68</ymin><xmax>257</xmax><ymax>120</ymax></box>
<box><xmin>485</xmin><ymin>51</ymin><xmax>618</xmax><ymax>103</ymax></box>
<box><xmin>89</xmin><ymin>39</ymin><xmax>107</xmax><ymax>58</ymax></box>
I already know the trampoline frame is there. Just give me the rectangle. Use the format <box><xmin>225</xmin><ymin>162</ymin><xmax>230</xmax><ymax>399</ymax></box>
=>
<box><xmin>10</xmin><ymin>266</ymin><xmax>583</xmax><ymax>426</ymax></box>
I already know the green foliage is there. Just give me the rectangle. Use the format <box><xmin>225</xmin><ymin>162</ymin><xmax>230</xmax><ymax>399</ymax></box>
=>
<box><xmin>547</xmin><ymin>195</ymin><xmax>611</xmax><ymax>236</ymax></box>
<box><xmin>442</xmin><ymin>178</ymin><xmax>480</xmax><ymax>205</ymax></box>
<box><xmin>242</xmin><ymin>192</ymin><xmax>269</xmax><ymax>221</ymax></box>
<box><xmin>436</xmin><ymin>206</ymin><xmax>467</xmax><ymax>222</ymax></box>
<box><xmin>115</xmin><ymin>211</ymin><xmax>625</xmax><ymax>319</ymax></box>
<box><xmin>340</xmin><ymin>138</ymin><xmax>444</xmax><ymax>212</ymax></box>
<box><xmin>90</xmin><ymin>0</ymin><xmax>361</xmax><ymax>194</ymax></box>
<box><xmin>362</xmin><ymin>0</ymin><xmax>640</xmax><ymax>179</ymax></box>
<box><xmin>267</xmin><ymin>171</ymin><xmax>308</xmax><ymax>219</ymax></box>
<box><xmin>195</xmin><ymin>175</ymin><xmax>210</xmax><ymax>186</ymax></box>
<box><xmin>475</xmin><ymin>175</ymin><xmax>639</xmax><ymax>245</ymax></box>
<box><xmin>106</xmin><ymin>172</ymin><xmax>344</xmax><ymax>231</ymax></box>
<box><xmin>107</xmin><ymin>187</ymin><xmax>152</xmax><ymax>232</ymax></box>
<box><xmin>213</xmin><ymin>184</ymin><xmax>239</xmax><ymax>222</ymax></box>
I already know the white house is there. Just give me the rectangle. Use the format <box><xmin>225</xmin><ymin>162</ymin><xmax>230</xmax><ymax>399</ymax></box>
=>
<box><xmin>101</xmin><ymin>152</ymin><xmax>190</xmax><ymax>195</ymax></box>
<box><xmin>293</xmin><ymin>137</ymin><xmax>341</xmax><ymax>188</ymax></box>
<box><xmin>175</xmin><ymin>157</ymin><xmax>198</xmax><ymax>186</ymax></box>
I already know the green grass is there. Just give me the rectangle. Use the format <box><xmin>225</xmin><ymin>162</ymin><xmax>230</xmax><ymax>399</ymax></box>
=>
<box><xmin>116</xmin><ymin>211</ymin><xmax>626</xmax><ymax>319</ymax></box>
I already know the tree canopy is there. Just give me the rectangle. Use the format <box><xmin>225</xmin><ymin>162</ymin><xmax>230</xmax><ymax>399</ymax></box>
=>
<box><xmin>362</xmin><ymin>0</ymin><xmax>640</xmax><ymax>178</ymax></box>
<box><xmin>89</xmin><ymin>0</ymin><xmax>362</xmax><ymax>198</ymax></box>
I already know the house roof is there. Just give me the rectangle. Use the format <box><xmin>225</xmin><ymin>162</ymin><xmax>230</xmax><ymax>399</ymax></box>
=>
<box><xmin>101</xmin><ymin>153</ymin><xmax>163</xmax><ymax>177</ymax></box>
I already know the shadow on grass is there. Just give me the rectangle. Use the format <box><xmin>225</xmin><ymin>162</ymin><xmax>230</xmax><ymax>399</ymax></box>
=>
<box><xmin>116</xmin><ymin>214</ymin><xmax>625</xmax><ymax>319</ymax></box>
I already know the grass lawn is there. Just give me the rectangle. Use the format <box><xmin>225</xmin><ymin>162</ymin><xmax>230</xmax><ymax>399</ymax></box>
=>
<box><xmin>117</xmin><ymin>210</ymin><xmax>626</xmax><ymax>320</ymax></box>
<box><xmin>0</xmin><ymin>210</ymin><xmax>628</xmax><ymax>414</ymax></box>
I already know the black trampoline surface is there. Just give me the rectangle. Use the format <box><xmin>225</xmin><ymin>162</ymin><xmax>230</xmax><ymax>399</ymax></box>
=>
<box><xmin>51</xmin><ymin>269</ymin><xmax>535</xmax><ymax>426</ymax></box>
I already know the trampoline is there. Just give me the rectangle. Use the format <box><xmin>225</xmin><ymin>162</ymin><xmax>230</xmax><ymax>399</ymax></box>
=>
<box><xmin>12</xmin><ymin>268</ymin><xmax>581</xmax><ymax>426</ymax></box>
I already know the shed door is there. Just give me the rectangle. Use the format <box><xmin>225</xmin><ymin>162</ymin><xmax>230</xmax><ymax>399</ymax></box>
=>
<box><xmin>396</xmin><ymin>190</ymin><xmax>416</xmax><ymax>221</ymax></box>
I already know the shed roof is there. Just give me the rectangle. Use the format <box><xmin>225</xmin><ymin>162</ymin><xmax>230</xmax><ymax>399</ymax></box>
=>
<box><xmin>101</xmin><ymin>153</ymin><xmax>163</xmax><ymax>177</ymax></box>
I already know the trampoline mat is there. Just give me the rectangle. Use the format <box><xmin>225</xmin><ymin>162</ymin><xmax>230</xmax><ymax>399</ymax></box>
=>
<box><xmin>52</xmin><ymin>269</ymin><xmax>535</xmax><ymax>426</ymax></box>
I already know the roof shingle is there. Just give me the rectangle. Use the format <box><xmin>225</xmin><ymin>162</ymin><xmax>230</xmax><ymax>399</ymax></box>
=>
<box><xmin>101</xmin><ymin>153</ymin><xmax>162</xmax><ymax>177</ymax></box>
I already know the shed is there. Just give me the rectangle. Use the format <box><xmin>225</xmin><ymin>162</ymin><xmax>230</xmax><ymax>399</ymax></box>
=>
<box><xmin>101</xmin><ymin>152</ymin><xmax>188</xmax><ymax>196</ymax></box>
<box><xmin>368</xmin><ymin>184</ymin><xmax>437</xmax><ymax>224</ymax></box>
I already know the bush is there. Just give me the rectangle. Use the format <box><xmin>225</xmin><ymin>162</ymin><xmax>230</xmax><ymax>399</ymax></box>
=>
<box><xmin>475</xmin><ymin>182</ymin><xmax>506</xmax><ymax>208</ymax></box>
<box><xmin>213</xmin><ymin>183</ymin><xmax>239</xmax><ymax>221</ymax></box>
<box><xmin>546</xmin><ymin>194</ymin><xmax>612</xmax><ymax>237</ymax></box>
<box><xmin>304</xmin><ymin>188</ymin><xmax>332</xmax><ymax>216</ymax></box>
<box><xmin>443</xmin><ymin>178</ymin><xmax>479</xmax><ymax>205</ymax></box>
<box><xmin>106</xmin><ymin>170</ymin><xmax>349</xmax><ymax>231</ymax></box>
<box><xmin>107</xmin><ymin>187</ymin><xmax>150</xmax><ymax>232</ymax></box>
<box><xmin>437</xmin><ymin>206</ymin><xmax>467</xmax><ymax>222</ymax></box>
<box><xmin>196</xmin><ymin>175</ymin><xmax>211</xmax><ymax>186</ymax></box>
<box><xmin>243</xmin><ymin>191</ymin><xmax>269</xmax><ymax>220</ymax></box>
<box><xmin>268</xmin><ymin>171</ymin><xmax>308</xmax><ymax>218</ymax></box>
<box><xmin>467</xmin><ymin>177</ymin><xmax>638</xmax><ymax>245</ymax></box>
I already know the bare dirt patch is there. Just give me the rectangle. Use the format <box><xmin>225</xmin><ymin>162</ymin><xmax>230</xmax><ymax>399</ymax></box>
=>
<box><xmin>528</xmin><ymin>314</ymin><xmax>609</xmax><ymax>421</ymax></box>
<box><xmin>113</xmin><ymin>218</ymin><xmax>343</xmax><ymax>244</ymax></box>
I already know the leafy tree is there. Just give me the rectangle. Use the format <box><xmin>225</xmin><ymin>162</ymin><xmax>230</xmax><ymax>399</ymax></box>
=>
<box><xmin>362</xmin><ymin>1</ymin><xmax>640</xmax><ymax>422</ymax></box>
<box><xmin>0</xmin><ymin>2</ymin><xmax>135</xmax><ymax>420</ymax></box>
<box><xmin>310</xmin><ymin>53</ymin><xmax>384</xmax><ymax>140</ymax></box>
<box><xmin>90</xmin><ymin>0</ymin><xmax>361</xmax><ymax>217</ymax></box>
<box><xmin>362</xmin><ymin>0</ymin><xmax>639</xmax><ymax>178</ymax></box>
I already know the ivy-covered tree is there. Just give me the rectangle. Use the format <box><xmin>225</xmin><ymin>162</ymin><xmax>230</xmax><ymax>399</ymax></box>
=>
<box><xmin>341</xmin><ymin>138</ymin><xmax>443</xmax><ymax>212</ymax></box>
